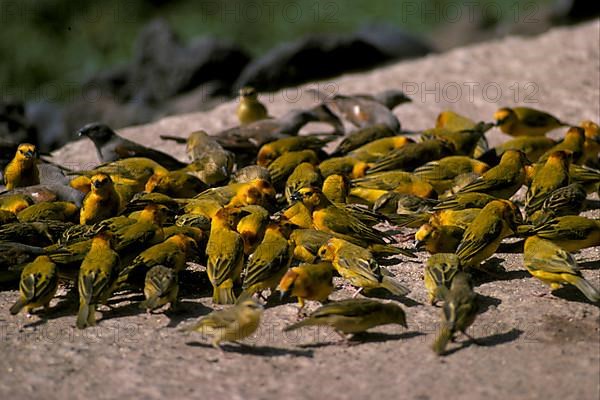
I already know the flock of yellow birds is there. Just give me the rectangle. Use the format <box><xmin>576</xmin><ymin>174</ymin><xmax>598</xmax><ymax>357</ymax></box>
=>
<box><xmin>1</xmin><ymin>87</ymin><xmax>599</xmax><ymax>355</ymax></box>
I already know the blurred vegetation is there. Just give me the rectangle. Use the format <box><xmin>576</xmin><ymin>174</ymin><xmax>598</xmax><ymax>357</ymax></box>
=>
<box><xmin>1</xmin><ymin>0</ymin><xmax>556</xmax><ymax>101</ymax></box>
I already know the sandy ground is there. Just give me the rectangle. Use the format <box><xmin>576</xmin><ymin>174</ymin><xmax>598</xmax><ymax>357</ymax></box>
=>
<box><xmin>1</xmin><ymin>20</ymin><xmax>599</xmax><ymax>400</ymax></box>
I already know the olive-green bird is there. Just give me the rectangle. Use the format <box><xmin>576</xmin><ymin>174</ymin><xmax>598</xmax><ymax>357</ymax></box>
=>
<box><xmin>433</xmin><ymin>192</ymin><xmax>497</xmax><ymax>212</ymax></box>
<box><xmin>206</xmin><ymin>207</ymin><xmax>245</xmax><ymax>304</ymax></box>
<box><xmin>537</xmin><ymin>127</ymin><xmax>586</xmax><ymax>164</ymax></box>
<box><xmin>185</xmin><ymin>297</ymin><xmax>263</xmax><ymax>350</ymax></box>
<box><xmin>432</xmin><ymin>272</ymin><xmax>479</xmax><ymax>355</ymax></box>
<box><xmin>283</xmin><ymin>299</ymin><xmax>407</xmax><ymax>339</ymax></box>
<box><xmin>421</xmin><ymin>127</ymin><xmax>489</xmax><ymax>157</ymax></box>
<box><xmin>237</xmin><ymin>86</ymin><xmax>269</xmax><ymax>125</ymax></box>
<box><xmin>277</xmin><ymin>262</ymin><xmax>335</xmax><ymax>311</ymax></box>
<box><xmin>163</xmin><ymin>130</ymin><xmax>235</xmax><ymax>185</ymax></box>
<box><xmin>236</xmin><ymin>204</ymin><xmax>270</xmax><ymax>255</ymax></box>
<box><xmin>289</xmin><ymin>228</ymin><xmax>334</xmax><ymax>263</ymax></box>
<box><xmin>530</xmin><ymin>183</ymin><xmax>587</xmax><ymax>222</ymax></box>
<box><xmin>318</xmin><ymin>237</ymin><xmax>410</xmax><ymax>297</ymax></box>
<box><xmin>414</xmin><ymin>156</ymin><xmax>490</xmax><ymax>194</ymax></box>
<box><xmin>525</xmin><ymin>150</ymin><xmax>571</xmax><ymax>217</ymax></box>
<box><xmin>424</xmin><ymin>253</ymin><xmax>461</xmax><ymax>305</ymax></box>
<box><xmin>521</xmin><ymin>216</ymin><xmax>600</xmax><ymax>252</ymax></box>
<box><xmin>368</xmin><ymin>139</ymin><xmax>455</xmax><ymax>173</ymax></box>
<box><xmin>10</xmin><ymin>255</ymin><xmax>59</xmax><ymax>315</ymax></box>
<box><xmin>454</xmin><ymin>149</ymin><xmax>529</xmax><ymax>199</ymax></box>
<box><xmin>242</xmin><ymin>223</ymin><xmax>292</xmax><ymax>296</ymax></box>
<box><xmin>268</xmin><ymin>150</ymin><xmax>320</xmax><ymax>189</ymax></box>
<box><xmin>480</xmin><ymin>136</ymin><xmax>556</xmax><ymax>165</ymax></box>
<box><xmin>139</xmin><ymin>265</ymin><xmax>179</xmax><ymax>312</ymax></box>
<box><xmin>290</xmin><ymin>187</ymin><xmax>393</xmax><ymax>246</ymax></box>
<box><xmin>494</xmin><ymin>107</ymin><xmax>567</xmax><ymax>137</ymax></box>
<box><xmin>318</xmin><ymin>156</ymin><xmax>371</xmax><ymax>179</ymax></box>
<box><xmin>285</xmin><ymin>162</ymin><xmax>322</xmax><ymax>204</ymax></box>
<box><xmin>80</xmin><ymin>173</ymin><xmax>121</xmax><ymax>225</ymax></box>
<box><xmin>76</xmin><ymin>233</ymin><xmax>120</xmax><ymax>329</ymax></box>
<box><xmin>524</xmin><ymin>236</ymin><xmax>599</xmax><ymax>302</ymax></box>
<box><xmin>17</xmin><ymin>201</ymin><xmax>79</xmax><ymax>223</ymax></box>
<box><xmin>257</xmin><ymin>136</ymin><xmax>333</xmax><ymax>167</ymax></box>
<box><xmin>456</xmin><ymin>200</ymin><xmax>519</xmax><ymax>268</ymax></box>
<box><xmin>415</xmin><ymin>223</ymin><xmax>464</xmax><ymax>254</ymax></box>
<box><xmin>321</xmin><ymin>174</ymin><xmax>350</xmax><ymax>203</ymax></box>
<box><xmin>3</xmin><ymin>143</ymin><xmax>39</xmax><ymax>190</ymax></box>
<box><xmin>334</xmin><ymin>124</ymin><xmax>398</xmax><ymax>156</ymax></box>
<box><xmin>116</xmin><ymin>233</ymin><xmax>195</xmax><ymax>287</ymax></box>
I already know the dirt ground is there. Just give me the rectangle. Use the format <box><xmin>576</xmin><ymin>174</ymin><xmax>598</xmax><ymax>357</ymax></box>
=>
<box><xmin>1</xmin><ymin>21</ymin><xmax>599</xmax><ymax>400</ymax></box>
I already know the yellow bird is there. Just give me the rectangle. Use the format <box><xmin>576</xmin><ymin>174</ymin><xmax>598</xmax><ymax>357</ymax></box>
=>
<box><xmin>424</xmin><ymin>253</ymin><xmax>461</xmax><ymax>305</ymax></box>
<box><xmin>494</xmin><ymin>107</ymin><xmax>567</xmax><ymax>136</ymax></box>
<box><xmin>185</xmin><ymin>297</ymin><xmax>263</xmax><ymax>350</ymax></box>
<box><xmin>524</xmin><ymin>150</ymin><xmax>571</xmax><ymax>217</ymax></box>
<box><xmin>318</xmin><ymin>156</ymin><xmax>371</xmax><ymax>179</ymax></box>
<box><xmin>237</xmin><ymin>86</ymin><xmax>269</xmax><ymax>125</ymax></box>
<box><xmin>454</xmin><ymin>149</ymin><xmax>529</xmax><ymax>199</ymax></box>
<box><xmin>285</xmin><ymin>162</ymin><xmax>322</xmax><ymax>204</ymax></box>
<box><xmin>291</xmin><ymin>187</ymin><xmax>393</xmax><ymax>246</ymax></box>
<box><xmin>10</xmin><ymin>255</ymin><xmax>58</xmax><ymax>315</ymax></box>
<box><xmin>289</xmin><ymin>228</ymin><xmax>333</xmax><ymax>263</ymax></box>
<box><xmin>456</xmin><ymin>200</ymin><xmax>519</xmax><ymax>268</ymax></box>
<box><xmin>277</xmin><ymin>262</ymin><xmax>334</xmax><ymax>311</ymax></box>
<box><xmin>368</xmin><ymin>139</ymin><xmax>455</xmax><ymax>173</ymax></box>
<box><xmin>485</xmin><ymin>136</ymin><xmax>556</xmax><ymax>164</ymax></box>
<box><xmin>111</xmin><ymin>204</ymin><xmax>166</xmax><ymax>252</ymax></box>
<box><xmin>206</xmin><ymin>207</ymin><xmax>245</xmax><ymax>304</ymax></box>
<box><xmin>580</xmin><ymin>120</ymin><xmax>600</xmax><ymax>167</ymax></box>
<box><xmin>348</xmin><ymin>135</ymin><xmax>413</xmax><ymax>163</ymax></box>
<box><xmin>321</xmin><ymin>174</ymin><xmax>349</xmax><ymax>204</ymax></box>
<box><xmin>414</xmin><ymin>156</ymin><xmax>489</xmax><ymax>194</ymax></box>
<box><xmin>116</xmin><ymin>233</ymin><xmax>196</xmax><ymax>287</ymax></box>
<box><xmin>0</xmin><ymin>193</ymin><xmax>33</xmax><ymax>214</ymax></box>
<box><xmin>524</xmin><ymin>236</ymin><xmax>599</xmax><ymax>302</ymax></box>
<box><xmin>281</xmin><ymin>200</ymin><xmax>314</xmax><ymax>229</ymax></box>
<box><xmin>432</xmin><ymin>272</ymin><xmax>479</xmax><ymax>355</ymax></box>
<box><xmin>144</xmin><ymin>170</ymin><xmax>207</xmax><ymax>198</ymax></box>
<box><xmin>283</xmin><ymin>298</ymin><xmax>407</xmax><ymax>339</ymax></box>
<box><xmin>140</xmin><ymin>265</ymin><xmax>179</xmax><ymax>312</ymax></box>
<box><xmin>80</xmin><ymin>173</ymin><xmax>121</xmax><ymax>225</ymax></box>
<box><xmin>268</xmin><ymin>150</ymin><xmax>319</xmax><ymax>189</ymax></box>
<box><xmin>236</xmin><ymin>205</ymin><xmax>270</xmax><ymax>255</ymax></box>
<box><xmin>76</xmin><ymin>232</ymin><xmax>120</xmax><ymax>329</ymax></box>
<box><xmin>318</xmin><ymin>237</ymin><xmax>410</xmax><ymax>297</ymax></box>
<box><xmin>242</xmin><ymin>223</ymin><xmax>292</xmax><ymax>296</ymax></box>
<box><xmin>433</xmin><ymin>192</ymin><xmax>497</xmax><ymax>211</ymax></box>
<box><xmin>523</xmin><ymin>216</ymin><xmax>600</xmax><ymax>252</ymax></box>
<box><xmin>333</xmin><ymin>124</ymin><xmax>397</xmax><ymax>156</ymax></box>
<box><xmin>415</xmin><ymin>223</ymin><xmax>464</xmax><ymax>254</ymax></box>
<box><xmin>3</xmin><ymin>143</ymin><xmax>39</xmax><ymax>190</ymax></box>
<box><xmin>17</xmin><ymin>201</ymin><xmax>79</xmax><ymax>223</ymax></box>
<box><xmin>538</xmin><ymin>127</ymin><xmax>586</xmax><ymax>164</ymax></box>
<box><xmin>257</xmin><ymin>136</ymin><xmax>333</xmax><ymax>167</ymax></box>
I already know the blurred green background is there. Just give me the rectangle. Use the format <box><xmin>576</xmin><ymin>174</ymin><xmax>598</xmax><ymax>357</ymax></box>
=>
<box><xmin>1</xmin><ymin>0</ymin><xmax>564</xmax><ymax>102</ymax></box>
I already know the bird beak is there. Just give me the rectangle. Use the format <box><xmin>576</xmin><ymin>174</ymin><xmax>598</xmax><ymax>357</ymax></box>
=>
<box><xmin>289</xmin><ymin>192</ymin><xmax>303</xmax><ymax>202</ymax></box>
<box><xmin>279</xmin><ymin>289</ymin><xmax>289</xmax><ymax>301</ymax></box>
<box><xmin>93</xmin><ymin>181</ymin><xmax>102</xmax><ymax>188</ymax></box>
<box><xmin>414</xmin><ymin>240</ymin><xmax>425</xmax><ymax>250</ymax></box>
<box><xmin>78</xmin><ymin>128</ymin><xmax>86</xmax><ymax>137</ymax></box>
<box><xmin>24</xmin><ymin>150</ymin><xmax>35</xmax><ymax>158</ymax></box>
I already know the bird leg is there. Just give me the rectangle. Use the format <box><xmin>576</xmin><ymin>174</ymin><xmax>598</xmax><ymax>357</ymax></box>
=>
<box><xmin>461</xmin><ymin>330</ymin><xmax>481</xmax><ymax>346</ymax></box>
<box><xmin>351</xmin><ymin>287</ymin><xmax>364</xmax><ymax>298</ymax></box>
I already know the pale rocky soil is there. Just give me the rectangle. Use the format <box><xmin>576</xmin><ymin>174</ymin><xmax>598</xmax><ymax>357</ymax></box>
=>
<box><xmin>1</xmin><ymin>20</ymin><xmax>599</xmax><ymax>400</ymax></box>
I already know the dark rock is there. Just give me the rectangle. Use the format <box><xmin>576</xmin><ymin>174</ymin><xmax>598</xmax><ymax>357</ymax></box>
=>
<box><xmin>235</xmin><ymin>24</ymin><xmax>432</xmax><ymax>92</ymax></box>
<box><xmin>124</xmin><ymin>19</ymin><xmax>250</xmax><ymax>104</ymax></box>
<box><xmin>0</xmin><ymin>99</ymin><xmax>38</xmax><ymax>168</ymax></box>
